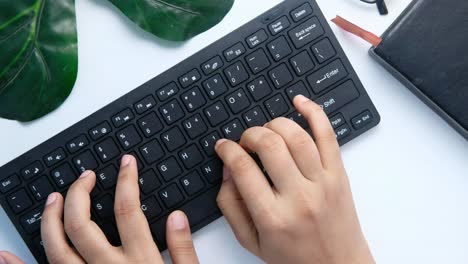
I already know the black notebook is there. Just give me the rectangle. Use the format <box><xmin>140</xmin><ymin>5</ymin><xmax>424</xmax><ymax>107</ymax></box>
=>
<box><xmin>369</xmin><ymin>0</ymin><xmax>468</xmax><ymax>140</ymax></box>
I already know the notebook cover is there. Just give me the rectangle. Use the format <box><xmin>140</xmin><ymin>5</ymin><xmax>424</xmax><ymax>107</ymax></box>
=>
<box><xmin>369</xmin><ymin>0</ymin><xmax>468</xmax><ymax>140</ymax></box>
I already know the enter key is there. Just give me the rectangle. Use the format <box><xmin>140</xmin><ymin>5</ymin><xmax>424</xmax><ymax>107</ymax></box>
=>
<box><xmin>307</xmin><ymin>59</ymin><xmax>348</xmax><ymax>94</ymax></box>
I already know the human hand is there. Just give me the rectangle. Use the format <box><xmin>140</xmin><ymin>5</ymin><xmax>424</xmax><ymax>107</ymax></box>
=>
<box><xmin>0</xmin><ymin>155</ymin><xmax>198</xmax><ymax>264</ymax></box>
<box><xmin>215</xmin><ymin>95</ymin><xmax>375</xmax><ymax>264</ymax></box>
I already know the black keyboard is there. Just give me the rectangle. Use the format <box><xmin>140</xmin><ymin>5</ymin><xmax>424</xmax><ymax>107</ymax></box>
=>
<box><xmin>0</xmin><ymin>0</ymin><xmax>380</xmax><ymax>262</ymax></box>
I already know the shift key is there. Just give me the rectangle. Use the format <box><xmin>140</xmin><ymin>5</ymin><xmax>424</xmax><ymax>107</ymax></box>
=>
<box><xmin>307</xmin><ymin>60</ymin><xmax>348</xmax><ymax>94</ymax></box>
<box><xmin>314</xmin><ymin>80</ymin><xmax>359</xmax><ymax>115</ymax></box>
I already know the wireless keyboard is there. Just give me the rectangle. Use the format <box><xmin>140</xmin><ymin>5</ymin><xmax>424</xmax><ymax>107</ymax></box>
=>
<box><xmin>0</xmin><ymin>0</ymin><xmax>380</xmax><ymax>262</ymax></box>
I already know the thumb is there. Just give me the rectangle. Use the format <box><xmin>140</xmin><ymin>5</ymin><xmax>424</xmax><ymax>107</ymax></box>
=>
<box><xmin>166</xmin><ymin>211</ymin><xmax>199</xmax><ymax>264</ymax></box>
<box><xmin>0</xmin><ymin>251</ymin><xmax>25</xmax><ymax>264</ymax></box>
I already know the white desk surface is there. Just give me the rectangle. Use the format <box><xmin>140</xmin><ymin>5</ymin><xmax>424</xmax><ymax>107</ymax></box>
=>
<box><xmin>1</xmin><ymin>0</ymin><xmax>467</xmax><ymax>263</ymax></box>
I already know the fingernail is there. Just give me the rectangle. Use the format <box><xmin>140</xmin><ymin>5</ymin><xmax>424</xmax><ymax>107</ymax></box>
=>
<box><xmin>223</xmin><ymin>166</ymin><xmax>231</xmax><ymax>181</ymax></box>
<box><xmin>170</xmin><ymin>211</ymin><xmax>187</xmax><ymax>231</ymax></box>
<box><xmin>215</xmin><ymin>139</ymin><xmax>228</xmax><ymax>148</ymax></box>
<box><xmin>121</xmin><ymin>155</ymin><xmax>132</xmax><ymax>167</ymax></box>
<box><xmin>295</xmin><ymin>94</ymin><xmax>309</xmax><ymax>104</ymax></box>
<box><xmin>0</xmin><ymin>254</ymin><xmax>6</xmax><ymax>264</ymax></box>
<box><xmin>80</xmin><ymin>170</ymin><xmax>91</xmax><ymax>178</ymax></box>
<box><xmin>45</xmin><ymin>193</ymin><xmax>57</xmax><ymax>206</ymax></box>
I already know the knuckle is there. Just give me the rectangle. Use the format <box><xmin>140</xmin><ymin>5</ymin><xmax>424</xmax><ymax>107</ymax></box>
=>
<box><xmin>114</xmin><ymin>200</ymin><xmax>141</xmax><ymax>218</ymax></box>
<box><xmin>170</xmin><ymin>240</ymin><xmax>195</xmax><ymax>256</ymax></box>
<box><xmin>292</xmin><ymin>132</ymin><xmax>312</xmax><ymax>147</ymax></box>
<box><xmin>64</xmin><ymin>220</ymin><xmax>86</xmax><ymax>236</ymax></box>
<box><xmin>258</xmin><ymin>132</ymin><xmax>283</xmax><ymax>151</ymax></box>
<box><xmin>230</xmin><ymin>154</ymin><xmax>255</xmax><ymax>172</ymax></box>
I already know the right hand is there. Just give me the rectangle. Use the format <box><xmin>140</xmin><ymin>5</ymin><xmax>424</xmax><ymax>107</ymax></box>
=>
<box><xmin>215</xmin><ymin>95</ymin><xmax>375</xmax><ymax>264</ymax></box>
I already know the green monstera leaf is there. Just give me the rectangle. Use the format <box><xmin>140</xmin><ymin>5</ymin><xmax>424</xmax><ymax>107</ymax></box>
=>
<box><xmin>0</xmin><ymin>0</ymin><xmax>234</xmax><ymax>122</ymax></box>
<box><xmin>0</xmin><ymin>0</ymin><xmax>78</xmax><ymax>122</ymax></box>
<box><xmin>107</xmin><ymin>0</ymin><xmax>234</xmax><ymax>41</ymax></box>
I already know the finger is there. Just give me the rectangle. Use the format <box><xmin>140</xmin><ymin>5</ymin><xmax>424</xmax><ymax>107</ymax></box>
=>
<box><xmin>217</xmin><ymin>167</ymin><xmax>260</xmax><ymax>255</ymax></box>
<box><xmin>239</xmin><ymin>127</ymin><xmax>304</xmax><ymax>192</ymax></box>
<box><xmin>64</xmin><ymin>171</ymin><xmax>118</xmax><ymax>260</ymax></box>
<box><xmin>215</xmin><ymin>139</ymin><xmax>275</xmax><ymax>220</ymax></box>
<box><xmin>265</xmin><ymin>117</ymin><xmax>323</xmax><ymax>181</ymax></box>
<box><xmin>41</xmin><ymin>193</ymin><xmax>84</xmax><ymax>264</ymax></box>
<box><xmin>166</xmin><ymin>211</ymin><xmax>199</xmax><ymax>264</ymax></box>
<box><xmin>0</xmin><ymin>251</ymin><xmax>24</xmax><ymax>264</ymax></box>
<box><xmin>114</xmin><ymin>155</ymin><xmax>158</xmax><ymax>256</ymax></box>
<box><xmin>294</xmin><ymin>95</ymin><xmax>343</xmax><ymax>170</ymax></box>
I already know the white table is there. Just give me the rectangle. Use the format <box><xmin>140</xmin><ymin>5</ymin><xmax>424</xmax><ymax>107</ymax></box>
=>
<box><xmin>1</xmin><ymin>0</ymin><xmax>467</xmax><ymax>263</ymax></box>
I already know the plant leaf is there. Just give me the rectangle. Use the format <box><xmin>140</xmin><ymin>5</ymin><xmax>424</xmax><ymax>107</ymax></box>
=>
<box><xmin>0</xmin><ymin>0</ymin><xmax>78</xmax><ymax>122</ymax></box>
<box><xmin>107</xmin><ymin>0</ymin><xmax>234</xmax><ymax>41</ymax></box>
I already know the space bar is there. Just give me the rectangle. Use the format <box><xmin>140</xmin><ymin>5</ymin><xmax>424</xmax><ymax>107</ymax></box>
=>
<box><xmin>150</xmin><ymin>186</ymin><xmax>221</xmax><ymax>250</ymax></box>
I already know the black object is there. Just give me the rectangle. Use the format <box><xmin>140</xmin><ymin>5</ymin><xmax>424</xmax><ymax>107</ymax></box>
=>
<box><xmin>0</xmin><ymin>0</ymin><xmax>380</xmax><ymax>262</ymax></box>
<box><xmin>360</xmin><ymin>0</ymin><xmax>388</xmax><ymax>15</ymax></box>
<box><xmin>370</xmin><ymin>0</ymin><xmax>468</xmax><ymax>140</ymax></box>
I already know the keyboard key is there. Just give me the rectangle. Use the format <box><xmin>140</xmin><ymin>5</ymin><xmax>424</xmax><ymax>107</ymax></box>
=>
<box><xmin>95</xmin><ymin>138</ymin><xmax>120</xmax><ymax>163</ymax></box>
<box><xmin>269</xmin><ymin>64</ymin><xmax>293</xmax><ymax>88</ymax></box>
<box><xmin>93</xmin><ymin>195</ymin><xmax>114</xmax><ymax>219</ymax></box>
<box><xmin>311</xmin><ymin>38</ymin><xmax>336</xmax><ymax>63</ymax></box>
<box><xmin>179</xmin><ymin>145</ymin><xmax>204</xmax><ymax>169</ymax></box>
<box><xmin>226</xmin><ymin>89</ymin><xmax>251</xmax><ymax>114</ymax></box>
<box><xmin>246</xmin><ymin>49</ymin><xmax>271</xmax><ymax>74</ymax></box>
<box><xmin>269</xmin><ymin>16</ymin><xmax>290</xmax><ymax>35</ymax></box>
<box><xmin>203</xmin><ymin>74</ymin><xmax>228</xmax><ymax>99</ymax></box>
<box><xmin>314</xmin><ymin>80</ymin><xmax>359</xmax><ymax>115</ymax></box>
<box><xmin>267</xmin><ymin>36</ymin><xmax>292</xmax><ymax>61</ymax></box>
<box><xmin>222</xmin><ymin>119</ymin><xmax>245</xmax><ymax>141</ymax></box>
<box><xmin>181</xmin><ymin>87</ymin><xmax>206</xmax><ymax>112</ymax></box>
<box><xmin>290</xmin><ymin>51</ymin><xmax>315</xmax><ymax>76</ymax></box>
<box><xmin>288</xmin><ymin>17</ymin><xmax>324</xmax><ymax>48</ymax></box>
<box><xmin>139</xmin><ymin>169</ymin><xmax>161</xmax><ymax>195</ymax></box>
<box><xmin>201</xmin><ymin>159</ymin><xmax>223</xmax><ymax>183</ymax></box>
<box><xmin>351</xmin><ymin>110</ymin><xmax>374</xmax><ymax>130</ymax></box>
<box><xmin>286</xmin><ymin>81</ymin><xmax>311</xmax><ymax>101</ymax></box>
<box><xmin>141</xmin><ymin>196</ymin><xmax>162</xmax><ymax>219</ymax></box>
<box><xmin>32</xmin><ymin>236</ymin><xmax>45</xmax><ymax>256</ymax></box>
<box><xmin>43</xmin><ymin>148</ymin><xmax>67</xmax><ymax>167</ymax></box>
<box><xmin>330</xmin><ymin>113</ymin><xmax>346</xmax><ymax>129</ymax></box>
<box><xmin>307</xmin><ymin>60</ymin><xmax>348</xmax><ymax>94</ymax></box>
<box><xmin>21</xmin><ymin>161</ymin><xmax>44</xmax><ymax>180</ymax></box>
<box><xmin>8</xmin><ymin>189</ymin><xmax>32</xmax><ymax>213</ymax></box>
<box><xmin>20</xmin><ymin>207</ymin><xmax>43</xmax><ymax>234</ymax></box>
<box><xmin>140</xmin><ymin>140</ymin><xmax>165</xmax><ymax>164</ymax></box>
<box><xmin>112</xmin><ymin>108</ymin><xmax>134</xmax><ymax>128</ymax></box>
<box><xmin>180</xmin><ymin>171</ymin><xmax>205</xmax><ymax>196</ymax></box>
<box><xmin>0</xmin><ymin>174</ymin><xmax>20</xmax><ymax>194</ymax></box>
<box><xmin>287</xmin><ymin>111</ymin><xmax>308</xmax><ymax>129</ymax></box>
<box><xmin>246</xmin><ymin>29</ymin><xmax>268</xmax><ymax>48</ymax></box>
<box><xmin>183</xmin><ymin>114</ymin><xmax>208</xmax><ymax>139</ymax></box>
<box><xmin>201</xmin><ymin>56</ymin><xmax>224</xmax><ymax>75</ymax></box>
<box><xmin>134</xmin><ymin>95</ymin><xmax>156</xmax><ymax>114</ymax></box>
<box><xmin>200</xmin><ymin>131</ymin><xmax>221</xmax><ymax>156</ymax></box>
<box><xmin>97</xmin><ymin>165</ymin><xmax>118</xmax><ymax>190</ymax></box>
<box><xmin>159</xmin><ymin>184</ymin><xmax>184</xmax><ymax>208</ymax></box>
<box><xmin>204</xmin><ymin>102</ymin><xmax>229</xmax><ymax>126</ymax></box>
<box><xmin>247</xmin><ymin>76</ymin><xmax>272</xmax><ymax>101</ymax></box>
<box><xmin>335</xmin><ymin>124</ymin><xmax>351</xmax><ymax>140</ymax></box>
<box><xmin>156</xmin><ymin>82</ymin><xmax>179</xmax><ymax>101</ymax></box>
<box><xmin>157</xmin><ymin>157</ymin><xmax>183</xmax><ymax>181</ymax></box>
<box><xmin>224</xmin><ymin>62</ymin><xmax>249</xmax><ymax>86</ymax></box>
<box><xmin>138</xmin><ymin>112</ymin><xmax>163</xmax><ymax>138</ymax></box>
<box><xmin>89</xmin><ymin>121</ymin><xmax>112</xmax><ymax>140</ymax></box>
<box><xmin>66</xmin><ymin>135</ymin><xmax>89</xmax><ymax>154</ymax></box>
<box><xmin>116</xmin><ymin>125</ymin><xmax>142</xmax><ymax>151</ymax></box>
<box><xmin>179</xmin><ymin>69</ymin><xmax>201</xmax><ymax>88</ymax></box>
<box><xmin>265</xmin><ymin>94</ymin><xmax>289</xmax><ymax>118</ymax></box>
<box><xmin>159</xmin><ymin>100</ymin><xmax>185</xmax><ymax>125</ymax></box>
<box><xmin>29</xmin><ymin>177</ymin><xmax>54</xmax><ymax>200</ymax></box>
<box><xmin>290</xmin><ymin>3</ymin><xmax>313</xmax><ymax>22</ymax></box>
<box><xmin>51</xmin><ymin>163</ymin><xmax>76</xmax><ymax>188</ymax></box>
<box><xmin>224</xmin><ymin>42</ymin><xmax>245</xmax><ymax>62</ymax></box>
<box><xmin>161</xmin><ymin>127</ymin><xmax>186</xmax><ymax>152</ymax></box>
<box><xmin>73</xmin><ymin>150</ymin><xmax>98</xmax><ymax>173</ymax></box>
<box><xmin>244</xmin><ymin>107</ymin><xmax>268</xmax><ymax>127</ymax></box>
